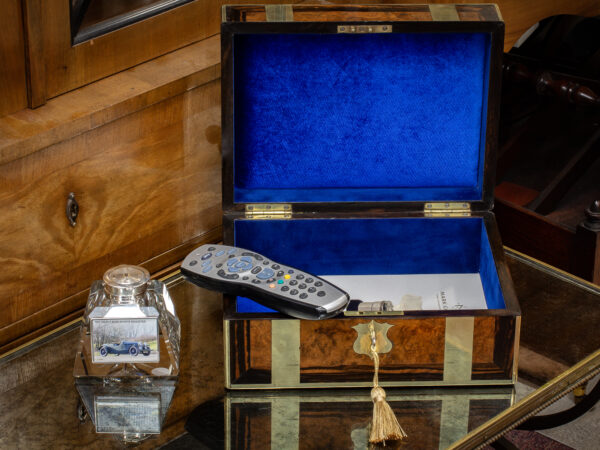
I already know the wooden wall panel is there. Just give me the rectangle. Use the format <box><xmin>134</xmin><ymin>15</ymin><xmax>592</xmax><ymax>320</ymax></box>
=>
<box><xmin>0</xmin><ymin>0</ymin><xmax>28</xmax><ymax>116</ymax></box>
<box><xmin>0</xmin><ymin>79</ymin><xmax>222</xmax><ymax>348</ymax></box>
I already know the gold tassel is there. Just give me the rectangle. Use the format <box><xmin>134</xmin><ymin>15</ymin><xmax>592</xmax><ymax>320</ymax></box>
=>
<box><xmin>368</xmin><ymin>323</ymin><xmax>407</xmax><ymax>445</ymax></box>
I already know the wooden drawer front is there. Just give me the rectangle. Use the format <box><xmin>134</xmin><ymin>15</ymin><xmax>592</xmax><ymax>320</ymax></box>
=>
<box><xmin>0</xmin><ymin>79</ymin><xmax>222</xmax><ymax>347</ymax></box>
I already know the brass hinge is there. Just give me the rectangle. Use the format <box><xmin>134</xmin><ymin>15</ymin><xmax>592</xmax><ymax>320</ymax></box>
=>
<box><xmin>424</xmin><ymin>202</ymin><xmax>471</xmax><ymax>217</ymax></box>
<box><xmin>245</xmin><ymin>204</ymin><xmax>292</xmax><ymax>220</ymax></box>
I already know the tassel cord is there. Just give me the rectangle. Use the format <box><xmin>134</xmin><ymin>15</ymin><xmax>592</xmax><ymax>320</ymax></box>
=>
<box><xmin>368</xmin><ymin>322</ymin><xmax>407</xmax><ymax>445</ymax></box>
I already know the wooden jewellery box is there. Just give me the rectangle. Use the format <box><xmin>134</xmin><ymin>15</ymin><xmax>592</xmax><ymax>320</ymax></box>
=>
<box><xmin>220</xmin><ymin>4</ymin><xmax>519</xmax><ymax>389</ymax></box>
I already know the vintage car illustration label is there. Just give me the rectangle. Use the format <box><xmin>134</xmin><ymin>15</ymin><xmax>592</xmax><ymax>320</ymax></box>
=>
<box><xmin>91</xmin><ymin>311</ymin><xmax>160</xmax><ymax>364</ymax></box>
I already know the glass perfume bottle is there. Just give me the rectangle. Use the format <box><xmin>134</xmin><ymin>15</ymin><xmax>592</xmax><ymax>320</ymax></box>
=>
<box><xmin>74</xmin><ymin>265</ymin><xmax>180</xmax><ymax>380</ymax></box>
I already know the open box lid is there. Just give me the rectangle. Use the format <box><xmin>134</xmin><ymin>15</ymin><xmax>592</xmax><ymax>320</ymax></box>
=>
<box><xmin>221</xmin><ymin>4</ymin><xmax>504</xmax><ymax>215</ymax></box>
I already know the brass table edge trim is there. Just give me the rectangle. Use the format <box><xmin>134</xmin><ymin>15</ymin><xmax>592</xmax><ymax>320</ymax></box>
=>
<box><xmin>448</xmin><ymin>348</ymin><xmax>600</xmax><ymax>449</ymax></box>
<box><xmin>0</xmin><ymin>317</ymin><xmax>82</xmax><ymax>363</ymax></box>
<box><xmin>504</xmin><ymin>246</ymin><xmax>600</xmax><ymax>293</ymax></box>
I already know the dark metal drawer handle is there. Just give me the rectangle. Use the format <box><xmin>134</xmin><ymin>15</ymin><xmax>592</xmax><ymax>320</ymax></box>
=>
<box><xmin>66</xmin><ymin>192</ymin><xmax>79</xmax><ymax>227</ymax></box>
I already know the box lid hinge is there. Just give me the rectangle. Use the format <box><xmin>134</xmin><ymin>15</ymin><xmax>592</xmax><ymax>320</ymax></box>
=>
<box><xmin>245</xmin><ymin>204</ymin><xmax>292</xmax><ymax>219</ymax></box>
<box><xmin>424</xmin><ymin>202</ymin><xmax>471</xmax><ymax>217</ymax></box>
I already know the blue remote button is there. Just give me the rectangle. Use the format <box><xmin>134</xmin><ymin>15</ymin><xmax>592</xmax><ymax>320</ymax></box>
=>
<box><xmin>227</xmin><ymin>249</ymin><xmax>236</xmax><ymax>255</ymax></box>
<box><xmin>228</xmin><ymin>266</ymin><xmax>242</xmax><ymax>273</ymax></box>
<box><xmin>240</xmin><ymin>256</ymin><xmax>252</xmax><ymax>263</ymax></box>
<box><xmin>215</xmin><ymin>250</ymin><xmax>225</xmax><ymax>257</ymax></box>
<box><xmin>202</xmin><ymin>266</ymin><xmax>212</xmax><ymax>273</ymax></box>
<box><xmin>201</xmin><ymin>260</ymin><xmax>211</xmax><ymax>267</ymax></box>
<box><xmin>201</xmin><ymin>253</ymin><xmax>211</xmax><ymax>260</ymax></box>
<box><xmin>256</xmin><ymin>268</ymin><xmax>275</xmax><ymax>280</ymax></box>
<box><xmin>227</xmin><ymin>258</ymin><xmax>238</xmax><ymax>266</ymax></box>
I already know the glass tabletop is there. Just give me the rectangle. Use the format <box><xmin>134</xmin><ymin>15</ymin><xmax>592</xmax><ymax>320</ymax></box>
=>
<box><xmin>1</xmin><ymin>250</ymin><xmax>598</xmax><ymax>449</ymax></box>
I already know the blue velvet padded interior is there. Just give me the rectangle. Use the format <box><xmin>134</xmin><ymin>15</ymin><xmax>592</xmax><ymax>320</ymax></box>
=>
<box><xmin>233</xmin><ymin>32</ymin><xmax>491</xmax><ymax>203</ymax></box>
<box><xmin>233</xmin><ymin>217</ymin><xmax>505</xmax><ymax>312</ymax></box>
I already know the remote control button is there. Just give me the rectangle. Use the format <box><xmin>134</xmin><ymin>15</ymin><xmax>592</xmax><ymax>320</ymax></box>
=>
<box><xmin>263</xmin><ymin>260</ymin><xmax>270</xmax><ymax>265</ymax></box>
<box><xmin>251</xmin><ymin>266</ymin><xmax>262</xmax><ymax>274</ymax></box>
<box><xmin>202</xmin><ymin>266</ymin><xmax>212</xmax><ymax>273</ymax></box>
<box><xmin>233</xmin><ymin>261</ymin><xmax>252</xmax><ymax>271</ymax></box>
<box><xmin>242</xmin><ymin>276</ymin><xmax>249</xmax><ymax>280</ymax></box>
<box><xmin>216</xmin><ymin>263</ymin><xmax>222</xmax><ymax>268</ymax></box>
<box><xmin>299</xmin><ymin>283</ymin><xmax>307</xmax><ymax>289</ymax></box>
<box><xmin>277</xmin><ymin>280</ymin><xmax>284</xmax><ymax>285</ymax></box>
<box><xmin>227</xmin><ymin>249</ymin><xmax>236</xmax><ymax>255</ymax></box>
<box><xmin>277</xmin><ymin>271</ymin><xmax>285</xmax><ymax>277</ymax></box>
<box><xmin>317</xmin><ymin>291</ymin><xmax>326</xmax><ymax>297</ymax></box>
<box><xmin>288</xmin><ymin>270</ymin><xmax>294</xmax><ymax>274</ymax></box>
<box><xmin>284</xmin><ymin>274</ymin><xmax>291</xmax><ymax>280</ymax></box>
<box><xmin>252</xmin><ymin>279</ymin><xmax>261</xmax><ymax>284</ymax></box>
<box><xmin>208</xmin><ymin>247</ymin><xmax>216</xmax><ymax>251</ymax></box>
<box><xmin>227</xmin><ymin>258</ymin><xmax>238</xmax><ymax>265</ymax></box>
<box><xmin>202</xmin><ymin>260</ymin><xmax>211</xmax><ymax>267</ymax></box>
<box><xmin>308</xmin><ymin>287</ymin><xmax>316</xmax><ymax>293</ymax></box>
<box><xmin>300</xmin><ymin>293</ymin><xmax>308</xmax><ymax>299</ymax></box>
<box><xmin>272</xmin><ymin>264</ymin><xmax>280</xmax><ymax>270</ymax></box>
<box><xmin>289</xmin><ymin>280</ymin><xmax>298</xmax><ymax>286</ymax></box>
<box><xmin>269</xmin><ymin>283</ymin><xmax>275</xmax><ymax>288</ymax></box>
<box><xmin>228</xmin><ymin>254</ymin><xmax>236</xmax><ymax>259</ymax></box>
<box><xmin>290</xmin><ymin>289</ymin><xmax>298</xmax><ymax>295</ymax></box>
<box><xmin>242</xmin><ymin>252</ymin><xmax>263</xmax><ymax>261</ymax></box>
<box><xmin>305</xmin><ymin>278</ymin><xmax>314</xmax><ymax>283</ymax></box>
<box><xmin>281</xmin><ymin>286</ymin><xmax>289</xmax><ymax>291</ymax></box>
<box><xmin>201</xmin><ymin>253</ymin><xmax>211</xmax><ymax>260</ymax></box>
<box><xmin>256</xmin><ymin>268</ymin><xmax>275</xmax><ymax>280</ymax></box>
<box><xmin>215</xmin><ymin>250</ymin><xmax>225</xmax><ymax>257</ymax></box>
<box><xmin>189</xmin><ymin>260</ymin><xmax>198</xmax><ymax>266</ymax></box>
<box><xmin>296</xmin><ymin>274</ymin><xmax>304</xmax><ymax>280</ymax></box>
<box><xmin>240</xmin><ymin>256</ymin><xmax>252</xmax><ymax>263</ymax></box>
<box><xmin>314</xmin><ymin>281</ymin><xmax>323</xmax><ymax>287</ymax></box>
<box><xmin>219</xmin><ymin>270</ymin><xmax>238</xmax><ymax>279</ymax></box>
<box><xmin>267</xmin><ymin>278</ymin><xmax>275</xmax><ymax>283</ymax></box>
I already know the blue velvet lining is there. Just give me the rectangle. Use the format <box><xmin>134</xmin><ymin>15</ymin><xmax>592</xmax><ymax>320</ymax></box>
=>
<box><xmin>233</xmin><ymin>217</ymin><xmax>505</xmax><ymax>312</ymax></box>
<box><xmin>233</xmin><ymin>32</ymin><xmax>491</xmax><ymax>203</ymax></box>
<box><xmin>479</xmin><ymin>221</ymin><xmax>504</xmax><ymax>309</ymax></box>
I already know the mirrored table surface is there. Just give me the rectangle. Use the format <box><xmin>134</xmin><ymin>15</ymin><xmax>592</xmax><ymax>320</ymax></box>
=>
<box><xmin>1</xmin><ymin>250</ymin><xmax>598</xmax><ymax>449</ymax></box>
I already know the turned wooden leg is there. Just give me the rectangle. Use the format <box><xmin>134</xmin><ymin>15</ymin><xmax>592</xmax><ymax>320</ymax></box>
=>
<box><xmin>575</xmin><ymin>200</ymin><xmax>600</xmax><ymax>284</ymax></box>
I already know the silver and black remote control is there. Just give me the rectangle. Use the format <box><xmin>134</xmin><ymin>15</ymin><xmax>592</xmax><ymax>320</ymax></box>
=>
<box><xmin>181</xmin><ymin>244</ymin><xmax>349</xmax><ymax>320</ymax></box>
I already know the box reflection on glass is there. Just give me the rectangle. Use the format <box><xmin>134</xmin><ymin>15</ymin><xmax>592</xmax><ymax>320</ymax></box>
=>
<box><xmin>74</xmin><ymin>265</ymin><xmax>180</xmax><ymax>378</ymax></box>
<box><xmin>95</xmin><ymin>395</ymin><xmax>161</xmax><ymax>434</ymax></box>
<box><xmin>76</xmin><ymin>377</ymin><xmax>177</xmax><ymax>441</ymax></box>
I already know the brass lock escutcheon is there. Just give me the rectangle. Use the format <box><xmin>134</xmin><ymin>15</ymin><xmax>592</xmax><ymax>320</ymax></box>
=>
<box><xmin>352</xmin><ymin>320</ymin><xmax>393</xmax><ymax>356</ymax></box>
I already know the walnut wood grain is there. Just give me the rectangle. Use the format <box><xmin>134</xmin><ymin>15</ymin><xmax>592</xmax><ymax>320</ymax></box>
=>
<box><xmin>0</xmin><ymin>0</ymin><xmax>28</xmax><ymax>117</ymax></box>
<box><xmin>0</xmin><ymin>35</ymin><xmax>220</xmax><ymax>167</ymax></box>
<box><xmin>27</xmin><ymin>0</ymin><xmax>218</xmax><ymax>102</ymax></box>
<box><xmin>22</xmin><ymin>0</ymin><xmax>46</xmax><ymax>108</ymax></box>
<box><xmin>0</xmin><ymin>79</ymin><xmax>222</xmax><ymax>349</ymax></box>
